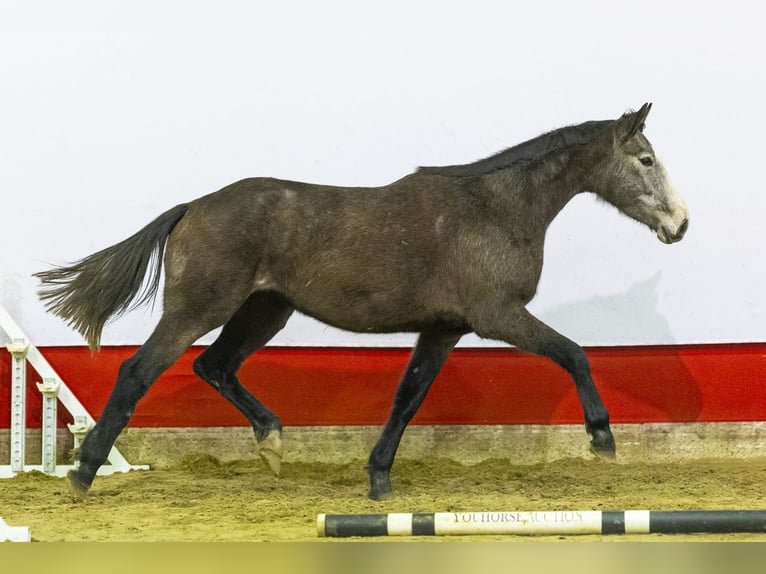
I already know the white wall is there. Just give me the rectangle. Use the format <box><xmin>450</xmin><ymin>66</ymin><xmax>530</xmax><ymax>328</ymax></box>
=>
<box><xmin>1</xmin><ymin>0</ymin><xmax>764</xmax><ymax>348</ymax></box>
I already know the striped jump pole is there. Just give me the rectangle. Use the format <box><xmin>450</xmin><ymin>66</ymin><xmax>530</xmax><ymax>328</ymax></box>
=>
<box><xmin>318</xmin><ymin>510</ymin><xmax>766</xmax><ymax>538</ymax></box>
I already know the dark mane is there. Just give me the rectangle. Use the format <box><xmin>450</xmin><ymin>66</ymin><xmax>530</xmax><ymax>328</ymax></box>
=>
<box><xmin>418</xmin><ymin>119</ymin><xmax>612</xmax><ymax>177</ymax></box>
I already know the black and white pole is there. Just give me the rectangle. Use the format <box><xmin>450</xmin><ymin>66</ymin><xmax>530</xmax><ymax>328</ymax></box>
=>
<box><xmin>318</xmin><ymin>510</ymin><xmax>766</xmax><ymax>538</ymax></box>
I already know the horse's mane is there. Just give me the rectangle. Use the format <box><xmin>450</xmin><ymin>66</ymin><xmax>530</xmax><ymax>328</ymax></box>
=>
<box><xmin>418</xmin><ymin>119</ymin><xmax>612</xmax><ymax>177</ymax></box>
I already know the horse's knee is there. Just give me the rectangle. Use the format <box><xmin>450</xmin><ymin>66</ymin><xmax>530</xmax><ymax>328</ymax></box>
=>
<box><xmin>546</xmin><ymin>340</ymin><xmax>590</xmax><ymax>377</ymax></box>
<box><xmin>569</xmin><ymin>346</ymin><xmax>591</xmax><ymax>376</ymax></box>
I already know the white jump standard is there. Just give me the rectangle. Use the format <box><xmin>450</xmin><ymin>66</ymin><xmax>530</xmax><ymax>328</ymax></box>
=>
<box><xmin>0</xmin><ymin>516</ymin><xmax>31</xmax><ymax>542</ymax></box>
<box><xmin>317</xmin><ymin>510</ymin><xmax>766</xmax><ymax>537</ymax></box>
<box><xmin>0</xmin><ymin>304</ymin><xmax>147</xmax><ymax>478</ymax></box>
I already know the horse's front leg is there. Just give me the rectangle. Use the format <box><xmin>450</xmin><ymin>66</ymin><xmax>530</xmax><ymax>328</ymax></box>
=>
<box><xmin>367</xmin><ymin>331</ymin><xmax>462</xmax><ymax>500</ymax></box>
<box><xmin>474</xmin><ymin>306</ymin><xmax>615</xmax><ymax>458</ymax></box>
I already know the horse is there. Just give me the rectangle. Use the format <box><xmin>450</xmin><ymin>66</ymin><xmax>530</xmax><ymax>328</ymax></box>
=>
<box><xmin>35</xmin><ymin>103</ymin><xmax>689</xmax><ymax>500</ymax></box>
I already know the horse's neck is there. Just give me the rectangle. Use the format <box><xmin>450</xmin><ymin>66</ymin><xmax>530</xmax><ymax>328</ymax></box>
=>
<box><xmin>481</xmin><ymin>163</ymin><xmax>585</xmax><ymax>229</ymax></box>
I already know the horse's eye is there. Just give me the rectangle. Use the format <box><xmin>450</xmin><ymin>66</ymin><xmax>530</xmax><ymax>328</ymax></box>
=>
<box><xmin>640</xmin><ymin>156</ymin><xmax>654</xmax><ymax>167</ymax></box>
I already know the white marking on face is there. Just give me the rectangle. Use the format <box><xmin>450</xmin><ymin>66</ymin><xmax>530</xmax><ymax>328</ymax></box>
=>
<box><xmin>651</xmin><ymin>157</ymin><xmax>689</xmax><ymax>244</ymax></box>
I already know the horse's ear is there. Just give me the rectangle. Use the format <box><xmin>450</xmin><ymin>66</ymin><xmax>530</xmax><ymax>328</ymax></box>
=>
<box><xmin>617</xmin><ymin>102</ymin><xmax>652</xmax><ymax>141</ymax></box>
<box><xmin>632</xmin><ymin>102</ymin><xmax>652</xmax><ymax>134</ymax></box>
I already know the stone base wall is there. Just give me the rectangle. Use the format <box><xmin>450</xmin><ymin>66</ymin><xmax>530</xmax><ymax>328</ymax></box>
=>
<box><xmin>4</xmin><ymin>423</ymin><xmax>764</xmax><ymax>470</ymax></box>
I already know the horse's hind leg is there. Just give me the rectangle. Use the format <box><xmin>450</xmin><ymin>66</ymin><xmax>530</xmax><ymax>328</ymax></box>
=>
<box><xmin>192</xmin><ymin>291</ymin><xmax>294</xmax><ymax>475</ymax></box>
<box><xmin>69</xmin><ymin>312</ymin><xmax>220</xmax><ymax>495</ymax></box>
<box><xmin>367</xmin><ymin>330</ymin><xmax>462</xmax><ymax>500</ymax></box>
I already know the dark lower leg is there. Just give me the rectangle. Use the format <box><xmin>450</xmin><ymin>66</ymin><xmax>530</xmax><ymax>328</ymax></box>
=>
<box><xmin>574</xmin><ymin>376</ymin><xmax>614</xmax><ymax>457</ymax></box>
<box><xmin>192</xmin><ymin>292</ymin><xmax>293</xmax><ymax>473</ymax></box>
<box><xmin>536</xmin><ymin>338</ymin><xmax>613</xmax><ymax>456</ymax></box>
<box><xmin>367</xmin><ymin>331</ymin><xmax>461</xmax><ymax>500</ymax></box>
<box><xmin>476</xmin><ymin>308</ymin><xmax>614</xmax><ymax>458</ymax></box>
<box><xmin>193</xmin><ymin>292</ymin><xmax>293</xmax><ymax>438</ymax></box>
<box><xmin>70</xmin><ymin>346</ymin><xmax>183</xmax><ymax>493</ymax></box>
<box><xmin>69</xmin><ymin>308</ymin><xmax>216</xmax><ymax>495</ymax></box>
<box><xmin>193</xmin><ymin>354</ymin><xmax>282</xmax><ymax>440</ymax></box>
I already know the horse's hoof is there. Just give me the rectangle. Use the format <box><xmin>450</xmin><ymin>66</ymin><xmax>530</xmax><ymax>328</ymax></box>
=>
<box><xmin>67</xmin><ymin>469</ymin><xmax>92</xmax><ymax>500</ymax></box>
<box><xmin>258</xmin><ymin>430</ymin><xmax>283</xmax><ymax>476</ymax></box>
<box><xmin>369</xmin><ymin>488</ymin><xmax>394</xmax><ymax>501</ymax></box>
<box><xmin>368</xmin><ymin>469</ymin><xmax>394</xmax><ymax>501</ymax></box>
<box><xmin>589</xmin><ymin>428</ymin><xmax>616</xmax><ymax>460</ymax></box>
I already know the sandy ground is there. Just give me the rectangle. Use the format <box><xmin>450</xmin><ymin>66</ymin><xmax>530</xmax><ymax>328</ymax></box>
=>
<box><xmin>2</xmin><ymin>454</ymin><xmax>766</xmax><ymax>542</ymax></box>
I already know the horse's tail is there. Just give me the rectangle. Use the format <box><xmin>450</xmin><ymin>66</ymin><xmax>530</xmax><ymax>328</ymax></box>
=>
<box><xmin>34</xmin><ymin>203</ymin><xmax>189</xmax><ymax>350</ymax></box>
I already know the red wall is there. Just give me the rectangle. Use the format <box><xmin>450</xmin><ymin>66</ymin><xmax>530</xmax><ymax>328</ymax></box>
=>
<box><xmin>1</xmin><ymin>344</ymin><xmax>765</xmax><ymax>428</ymax></box>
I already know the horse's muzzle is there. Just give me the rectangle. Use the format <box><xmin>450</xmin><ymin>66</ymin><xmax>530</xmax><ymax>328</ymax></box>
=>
<box><xmin>658</xmin><ymin>218</ymin><xmax>689</xmax><ymax>244</ymax></box>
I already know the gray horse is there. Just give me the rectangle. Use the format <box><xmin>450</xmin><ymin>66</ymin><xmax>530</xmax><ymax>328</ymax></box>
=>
<box><xmin>36</xmin><ymin>103</ymin><xmax>688</xmax><ymax>500</ymax></box>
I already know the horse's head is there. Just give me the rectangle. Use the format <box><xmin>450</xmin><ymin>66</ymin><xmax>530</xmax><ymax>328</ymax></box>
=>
<box><xmin>594</xmin><ymin>103</ymin><xmax>689</xmax><ymax>244</ymax></box>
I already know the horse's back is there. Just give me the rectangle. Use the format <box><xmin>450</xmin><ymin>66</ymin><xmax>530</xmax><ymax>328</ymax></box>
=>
<box><xmin>161</xmin><ymin>174</ymin><xmax>477</xmax><ymax>333</ymax></box>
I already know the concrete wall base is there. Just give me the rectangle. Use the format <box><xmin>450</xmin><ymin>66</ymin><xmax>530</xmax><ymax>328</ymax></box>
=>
<box><xmin>3</xmin><ymin>423</ymin><xmax>766</xmax><ymax>469</ymax></box>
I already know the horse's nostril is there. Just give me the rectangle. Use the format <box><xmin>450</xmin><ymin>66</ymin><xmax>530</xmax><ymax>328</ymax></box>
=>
<box><xmin>677</xmin><ymin>218</ymin><xmax>689</xmax><ymax>237</ymax></box>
